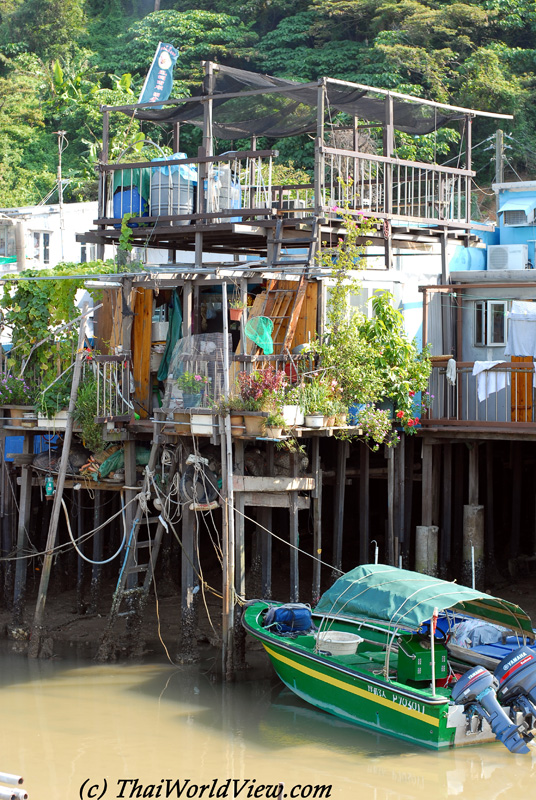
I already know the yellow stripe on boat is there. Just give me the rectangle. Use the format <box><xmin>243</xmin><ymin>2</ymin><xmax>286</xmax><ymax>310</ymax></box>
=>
<box><xmin>264</xmin><ymin>643</ymin><xmax>440</xmax><ymax>727</ymax></box>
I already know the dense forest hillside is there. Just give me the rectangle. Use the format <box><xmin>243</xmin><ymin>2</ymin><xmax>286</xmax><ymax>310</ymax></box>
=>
<box><xmin>0</xmin><ymin>0</ymin><xmax>535</xmax><ymax>206</ymax></box>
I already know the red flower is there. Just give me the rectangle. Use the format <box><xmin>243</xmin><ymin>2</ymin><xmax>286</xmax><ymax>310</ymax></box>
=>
<box><xmin>414</xmin><ymin>417</ymin><xmax>420</xmax><ymax>425</ymax></box>
<box><xmin>407</xmin><ymin>418</ymin><xmax>414</xmax><ymax>426</ymax></box>
<box><xmin>396</xmin><ymin>410</ymin><xmax>404</xmax><ymax>419</ymax></box>
<box><xmin>409</xmin><ymin>390</ymin><xmax>415</xmax><ymax>397</ymax></box>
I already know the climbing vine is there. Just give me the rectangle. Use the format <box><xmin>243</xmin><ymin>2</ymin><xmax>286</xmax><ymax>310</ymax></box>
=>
<box><xmin>1</xmin><ymin>260</ymin><xmax>116</xmax><ymax>388</ymax></box>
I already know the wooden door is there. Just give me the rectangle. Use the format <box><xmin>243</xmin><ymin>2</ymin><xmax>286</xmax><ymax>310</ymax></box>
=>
<box><xmin>511</xmin><ymin>355</ymin><xmax>533</xmax><ymax>422</ymax></box>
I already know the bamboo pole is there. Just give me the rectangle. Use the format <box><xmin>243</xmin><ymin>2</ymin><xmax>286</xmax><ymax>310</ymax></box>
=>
<box><xmin>28</xmin><ymin>307</ymin><xmax>88</xmax><ymax>657</ymax></box>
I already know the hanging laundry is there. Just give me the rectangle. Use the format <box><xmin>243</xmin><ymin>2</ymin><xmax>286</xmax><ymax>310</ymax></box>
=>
<box><xmin>472</xmin><ymin>361</ymin><xmax>509</xmax><ymax>402</ymax></box>
<box><xmin>446</xmin><ymin>358</ymin><xmax>457</xmax><ymax>386</ymax></box>
<box><xmin>505</xmin><ymin>300</ymin><xmax>536</xmax><ymax>358</ymax></box>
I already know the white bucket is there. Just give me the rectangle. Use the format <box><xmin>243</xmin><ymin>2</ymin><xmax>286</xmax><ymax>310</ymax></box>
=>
<box><xmin>315</xmin><ymin>631</ymin><xmax>363</xmax><ymax>656</ymax></box>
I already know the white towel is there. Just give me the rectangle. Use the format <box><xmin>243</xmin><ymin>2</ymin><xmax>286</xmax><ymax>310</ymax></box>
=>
<box><xmin>446</xmin><ymin>358</ymin><xmax>457</xmax><ymax>386</ymax></box>
<box><xmin>472</xmin><ymin>361</ymin><xmax>509</xmax><ymax>402</ymax></box>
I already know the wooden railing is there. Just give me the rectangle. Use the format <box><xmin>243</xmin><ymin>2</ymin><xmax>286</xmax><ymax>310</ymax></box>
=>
<box><xmin>425</xmin><ymin>361</ymin><xmax>536</xmax><ymax>425</ymax></box>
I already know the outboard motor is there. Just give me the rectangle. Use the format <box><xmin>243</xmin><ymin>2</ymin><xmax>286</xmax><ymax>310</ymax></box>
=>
<box><xmin>451</xmin><ymin>665</ymin><xmax>531</xmax><ymax>753</ymax></box>
<box><xmin>496</xmin><ymin>646</ymin><xmax>536</xmax><ymax>720</ymax></box>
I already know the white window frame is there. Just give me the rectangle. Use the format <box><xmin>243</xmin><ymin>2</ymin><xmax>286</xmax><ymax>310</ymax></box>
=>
<box><xmin>474</xmin><ymin>300</ymin><xmax>507</xmax><ymax>346</ymax></box>
<box><xmin>32</xmin><ymin>231</ymin><xmax>51</xmax><ymax>265</ymax></box>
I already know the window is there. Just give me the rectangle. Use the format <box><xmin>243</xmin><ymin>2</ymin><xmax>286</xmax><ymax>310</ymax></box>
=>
<box><xmin>0</xmin><ymin>226</ymin><xmax>16</xmax><ymax>258</ymax></box>
<box><xmin>32</xmin><ymin>232</ymin><xmax>50</xmax><ymax>264</ymax></box>
<box><xmin>81</xmin><ymin>243</ymin><xmax>97</xmax><ymax>263</ymax></box>
<box><xmin>474</xmin><ymin>300</ymin><xmax>507</xmax><ymax>346</ymax></box>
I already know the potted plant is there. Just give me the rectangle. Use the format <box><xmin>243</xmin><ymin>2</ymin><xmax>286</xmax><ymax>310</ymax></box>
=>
<box><xmin>229</xmin><ymin>294</ymin><xmax>248</xmax><ymax>322</ymax></box>
<box><xmin>36</xmin><ymin>372</ymin><xmax>73</xmax><ymax>429</ymax></box>
<box><xmin>176</xmin><ymin>371</ymin><xmax>211</xmax><ymax>408</ymax></box>
<box><xmin>0</xmin><ymin>373</ymin><xmax>35</xmax><ymax>421</ymax></box>
<box><xmin>294</xmin><ymin>375</ymin><xmax>343</xmax><ymax>428</ymax></box>
<box><xmin>72</xmin><ymin>374</ymin><xmax>105</xmax><ymax>452</ymax></box>
<box><xmin>264</xmin><ymin>410</ymin><xmax>286</xmax><ymax>438</ymax></box>
<box><xmin>236</xmin><ymin>365</ymin><xmax>287</xmax><ymax>436</ymax></box>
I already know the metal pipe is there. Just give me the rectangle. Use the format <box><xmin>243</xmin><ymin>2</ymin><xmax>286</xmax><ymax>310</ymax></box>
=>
<box><xmin>0</xmin><ymin>776</ymin><xmax>22</xmax><ymax>787</ymax></box>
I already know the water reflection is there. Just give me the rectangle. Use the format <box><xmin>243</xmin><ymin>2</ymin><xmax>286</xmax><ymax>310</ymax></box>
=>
<box><xmin>0</xmin><ymin>643</ymin><xmax>535</xmax><ymax>800</ymax></box>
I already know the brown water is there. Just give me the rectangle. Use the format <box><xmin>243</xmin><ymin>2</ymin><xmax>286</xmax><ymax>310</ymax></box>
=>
<box><xmin>2</xmin><ymin>643</ymin><xmax>536</xmax><ymax>800</ymax></box>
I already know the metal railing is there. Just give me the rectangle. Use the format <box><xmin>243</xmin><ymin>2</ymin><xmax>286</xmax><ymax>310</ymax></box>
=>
<box><xmin>322</xmin><ymin>146</ymin><xmax>471</xmax><ymax>225</ymax></box>
<box><xmin>95</xmin><ymin>355</ymin><xmax>133</xmax><ymax>422</ymax></box>
<box><xmin>426</xmin><ymin>362</ymin><xmax>536</xmax><ymax>424</ymax></box>
<box><xmin>99</xmin><ymin>150</ymin><xmax>276</xmax><ymax>227</ymax></box>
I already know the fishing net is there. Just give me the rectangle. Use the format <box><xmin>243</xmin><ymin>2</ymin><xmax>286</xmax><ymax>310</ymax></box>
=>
<box><xmin>245</xmin><ymin>316</ymin><xmax>274</xmax><ymax>355</ymax></box>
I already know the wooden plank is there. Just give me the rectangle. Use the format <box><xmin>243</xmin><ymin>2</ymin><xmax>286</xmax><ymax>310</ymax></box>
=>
<box><xmin>242</xmin><ymin>492</ymin><xmax>310</xmax><ymax>509</ymax></box>
<box><xmin>93</xmin><ymin>289</ymin><xmax>118</xmax><ymax>355</ymax></box>
<box><xmin>291</xmin><ymin>280</ymin><xmax>318</xmax><ymax>350</ymax></box>
<box><xmin>131</xmin><ymin>287</ymin><xmax>153</xmax><ymax>419</ymax></box>
<box><xmin>232</xmin><ymin>476</ymin><xmax>315</xmax><ymax>492</ymax></box>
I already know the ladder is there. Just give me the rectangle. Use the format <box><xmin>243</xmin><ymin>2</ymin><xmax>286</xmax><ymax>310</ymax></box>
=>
<box><xmin>96</xmin><ymin>441</ymin><xmax>179</xmax><ymax>661</ymax></box>
<box><xmin>260</xmin><ymin>218</ymin><xmax>318</xmax><ymax>354</ymax></box>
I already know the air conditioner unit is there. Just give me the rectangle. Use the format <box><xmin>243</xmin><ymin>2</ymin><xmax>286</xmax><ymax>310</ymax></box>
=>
<box><xmin>487</xmin><ymin>244</ymin><xmax>528</xmax><ymax>271</ymax></box>
<box><xmin>504</xmin><ymin>208</ymin><xmax>535</xmax><ymax>226</ymax></box>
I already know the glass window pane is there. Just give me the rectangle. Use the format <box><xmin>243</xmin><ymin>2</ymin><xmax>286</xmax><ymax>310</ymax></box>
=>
<box><xmin>33</xmin><ymin>232</ymin><xmax>40</xmax><ymax>259</ymax></box>
<box><xmin>43</xmin><ymin>233</ymin><xmax>50</xmax><ymax>264</ymax></box>
<box><xmin>490</xmin><ymin>302</ymin><xmax>505</xmax><ymax>344</ymax></box>
<box><xmin>475</xmin><ymin>301</ymin><xmax>484</xmax><ymax>345</ymax></box>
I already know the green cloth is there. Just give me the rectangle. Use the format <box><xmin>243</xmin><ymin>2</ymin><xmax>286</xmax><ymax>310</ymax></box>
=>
<box><xmin>315</xmin><ymin>564</ymin><xmax>533</xmax><ymax>637</ymax></box>
<box><xmin>99</xmin><ymin>445</ymin><xmax>152</xmax><ymax>478</ymax></box>
<box><xmin>0</xmin><ymin>256</ymin><xmax>16</xmax><ymax>264</ymax></box>
<box><xmin>112</xmin><ymin>167</ymin><xmax>150</xmax><ymax>198</ymax></box>
<box><xmin>157</xmin><ymin>290</ymin><xmax>182</xmax><ymax>382</ymax></box>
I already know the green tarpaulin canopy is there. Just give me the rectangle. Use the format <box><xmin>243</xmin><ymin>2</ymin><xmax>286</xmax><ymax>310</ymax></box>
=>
<box><xmin>315</xmin><ymin>564</ymin><xmax>533</xmax><ymax>637</ymax></box>
<box><xmin>0</xmin><ymin>256</ymin><xmax>16</xmax><ymax>264</ymax></box>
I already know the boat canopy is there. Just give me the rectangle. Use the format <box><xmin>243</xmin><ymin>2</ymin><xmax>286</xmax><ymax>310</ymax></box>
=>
<box><xmin>315</xmin><ymin>564</ymin><xmax>533</xmax><ymax>637</ymax></box>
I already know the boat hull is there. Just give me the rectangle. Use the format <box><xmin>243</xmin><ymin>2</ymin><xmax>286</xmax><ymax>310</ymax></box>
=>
<box><xmin>243</xmin><ymin>603</ymin><xmax>498</xmax><ymax>750</ymax></box>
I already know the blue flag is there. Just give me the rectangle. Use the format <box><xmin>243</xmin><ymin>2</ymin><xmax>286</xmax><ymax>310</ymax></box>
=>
<box><xmin>138</xmin><ymin>42</ymin><xmax>179</xmax><ymax>105</ymax></box>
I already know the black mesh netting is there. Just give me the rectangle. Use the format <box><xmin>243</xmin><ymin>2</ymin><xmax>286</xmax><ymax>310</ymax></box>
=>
<box><xmin>131</xmin><ymin>64</ymin><xmax>464</xmax><ymax>137</ymax></box>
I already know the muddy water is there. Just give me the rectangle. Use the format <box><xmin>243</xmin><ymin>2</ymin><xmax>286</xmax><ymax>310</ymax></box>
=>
<box><xmin>1</xmin><ymin>643</ymin><xmax>536</xmax><ymax>800</ymax></box>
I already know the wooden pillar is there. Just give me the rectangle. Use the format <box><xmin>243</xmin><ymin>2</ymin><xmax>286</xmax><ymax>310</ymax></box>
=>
<box><xmin>314</xmin><ymin>78</ymin><xmax>326</xmax><ymax>217</ymax></box>
<box><xmin>485</xmin><ymin>442</ymin><xmax>495</xmax><ymax>564</ymax></box>
<box><xmin>383</xmin><ymin>93</ymin><xmax>394</xmax><ymax>270</ymax></box>
<box><xmin>234</xmin><ymin>439</ymin><xmax>245</xmax><ymax>599</ymax></box>
<box><xmin>394</xmin><ymin>435</ymin><xmax>405</xmax><ymax>564</ymax></box>
<box><xmin>386</xmin><ymin>446</ymin><xmax>395</xmax><ymax>565</ymax></box>
<box><xmin>468</xmin><ymin>442</ymin><xmax>479</xmax><ymax>506</ymax></box>
<box><xmin>311</xmin><ymin>437</ymin><xmax>322</xmax><ymax>605</ymax></box>
<box><xmin>182</xmin><ymin>282</ymin><xmax>193</xmax><ymax>338</ymax></box>
<box><xmin>178</xmin><ymin>505</ymin><xmax>198</xmax><ymax>663</ymax></box>
<box><xmin>403</xmin><ymin>435</ymin><xmax>414</xmax><ymax>561</ymax></box>
<box><xmin>359</xmin><ymin>442</ymin><xmax>370</xmax><ymax>564</ymax></box>
<box><xmin>421</xmin><ymin>442</ymin><xmax>433</xmax><ymax>527</ymax></box>
<box><xmin>124</xmin><ymin>441</ymin><xmax>138</xmax><ymax>590</ymax></box>
<box><xmin>289</xmin><ymin>452</ymin><xmax>299</xmax><ymax>602</ymax></box>
<box><xmin>332</xmin><ymin>439</ymin><xmax>348</xmax><ymax>572</ymax></box>
<box><xmin>12</xmin><ymin>432</ymin><xmax>33</xmax><ymax>625</ymax></box>
<box><xmin>511</xmin><ymin>441</ymin><xmax>521</xmax><ymax>558</ymax></box>
<box><xmin>1</xmin><ymin>459</ymin><xmax>15</xmax><ymax>608</ymax></box>
<box><xmin>452</xmin><ymin>444</ymin><xmax>465</xmax><ymax>574</ymax></box>
<box><xmin>440</xmin><ymin>442</ymin><xmax>452</xmax><ymax>577</ymax></box>
<box><xmin>76</xmin><ymin>490</ymin><xmax>85</xmax><ymax>614</ymax></box>
<box><xmin>89</xmin><ymin>490</ymin><xmax>103</xmax><ymax>614</ymax></box>
<box><xmin>260</xmin><ymin>443</ymin><xmax>274</xmax><ymax>599</ymax></box>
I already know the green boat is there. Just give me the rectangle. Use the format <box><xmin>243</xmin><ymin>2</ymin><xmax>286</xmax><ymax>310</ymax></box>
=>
<box><xmin>242</xmin><ymin>564</ymin><xmax>536</xmax><ymax>753</ymax></box>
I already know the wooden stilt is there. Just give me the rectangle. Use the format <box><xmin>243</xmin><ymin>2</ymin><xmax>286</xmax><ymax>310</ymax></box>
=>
<box><xmin>421</xmin><ymin>442</ymin><xmax>433</xmax><ymax>527</ymax></box>
<box><xmin>440</xmin><ymin>443</ymin><xmax>452</xmax><ymax>577</ymax></box>
<box><xmin>332</xmin><ymin>440</ymin><xmax>348</xmax><ymax>572</ymax></box>
<box><xmin>12</xmin><ymin>432</ymin><xmax>34</xmax><ymax>625</ymax></box>
<box><xmin>234</xmin><ymin>439</ymin><xmax>245</xmax><ymax>599</ymax></box>
<box><xmin>1</xmin><ymin>458</ymin><xmax>15</xmax><ymax>609</ymax></box>
<box><xmin>403</xmin><ymin>435</ymin><xmax>414</xmax><ymax>562</ymax></box>
<box><xmin>359</xmin><ymin>443</ymin><xmax>370</xmax><ymax>564</ymax></box>
<box><xmin>89</xmin><ymin>490</ymin><xmax>103</xmax><ymax>614</ymax></box>
<box><xmin>178</xmin><ymin>504</ymin><xmax>198</xmax><ymax>663</ymax></box>
<box><xmin>311</xmin><ymin>437</ymin><xmax>322</xmax><ymax>605</ymax></box>
<box><xmin>28</xmin><ymin>309</ymin><xmax>88</xmax><ymax>657</ymax></box>
<box><xmin>260</xmin><ymin>443</ymin><xmax>274</xmax><ymax>600</ymax></box>
<box><xmin>386</xmin><ymin>446</ymin><xmax>395</xmax><ymax>565</ymax></box>
<box><xmin>468</xmin><ymin>442</ymin><xmax>479</xmax><ymax>506</ymax></box>
<box><xmin>453</xmin><ymin>444</ymin><xmax>465</xmax><ymax>574</ymax></box>
<box><xmin>485</xmin><ymin>442</ymin><xmax>495</xmax><ymax>565</ymax></box>
<box><xmin>511</xmin><ymin>441</ymin><xmax>521</xmax><ymax>558</ymax></box>
<box><xmin>289</xmin><ymin>452</ymin><xmax>299</xmax><ymax>602</ymax></box>
<box><xmin>76</xmin><ymin>490</ymin><xmax>85</xmax><ymax>614</ymax></box>
<box><xmin>123</xmin><ymin>440</ymin><xmax>138</xmax><ymax>590</ymax></box>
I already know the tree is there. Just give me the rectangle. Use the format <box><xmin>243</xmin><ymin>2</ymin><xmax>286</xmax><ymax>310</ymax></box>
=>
<box><xmin>5</xmin><ymin>0</ymin><xmax>86</xmax><ymax>61</ymax></box>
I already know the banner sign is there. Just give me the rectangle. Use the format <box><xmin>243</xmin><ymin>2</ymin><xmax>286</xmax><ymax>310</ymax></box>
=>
<box><xmin>138</xmin><ymin>42</ymin><xmax>179</xmax><ymax>105</ymax></box>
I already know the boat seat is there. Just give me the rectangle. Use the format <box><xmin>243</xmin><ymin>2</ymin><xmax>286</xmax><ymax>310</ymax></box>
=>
<box><xmin>362</xmin><ymin>650</ymin><xmax>399</xmax><ymax>667</ymax></box>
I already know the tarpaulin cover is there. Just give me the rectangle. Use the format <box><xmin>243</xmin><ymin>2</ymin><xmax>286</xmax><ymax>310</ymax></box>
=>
<box><xmin>132</xmin><ymin>65</ymin><xmax>464</xmax><ymax>138</ymax></box>
<box><xmin>314</xmin><ymin>564</ymin><xmax>533</xmax><ymax>636</ymax></box>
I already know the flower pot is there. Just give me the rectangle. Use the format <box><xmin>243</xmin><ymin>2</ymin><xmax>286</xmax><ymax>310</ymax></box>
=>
<box><xmin>282</xmin><ymin>404</ymin><xmax>304</xmax><ymax>427</ymax></box>
<box><xmin>243</xmin><ymin>414</ymin><xmax>266</xmax><ymax>436</ymax></box>
<box><xmin>37</xmin><ymin>410</ymin><xmax>69</xmax><ymax>430</ymax></box>
<box><xmin>5</xmin><ymin>405</ymin><xmax>34</xmax><ymax>423</ymax></box>
<box><xmin>229</xmin><ymin>307</ymin><xmax>244</xmax><ymax>321</ymax></box>
<box><xmin>230</xmin><ymin>414</ymin><xmax>244</xmax><ymax>436</ymax></box>
<box><xmin>173</xmin><ymin>411</ymin><xmax>190</xmax><ymax>434</ymax></box>
<box><xmin>190</xmin><ymin>413</ymin><xmax>216</xmax><ymax>436</ymax></box>
<box><xmin>182</xmin><ymin>392</ymin><xmax>202</xmax><ymax>408</ymax></box>
<box><xmin>21</xmin><ymin>412</ymin><xmax>37</xmax><ymax>428</ymax></box>
<box><xmin>325</xmin><ymin>416</ymin><xmax>336</xmax><ymax>427</ymax></box>
<box><xmin>265</xmin><ymin>426</ymin><xmax>283</xmax><ymax>438</ymax></box>
<box><xmin>304</xmin><ymin>414</ymin><xmax>324</xmax><ymax>428</ymax></box>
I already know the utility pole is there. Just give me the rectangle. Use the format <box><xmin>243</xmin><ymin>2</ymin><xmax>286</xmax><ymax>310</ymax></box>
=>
<box><xmin>54</xmin><ymin>130</ymin><xmax>68</xmax><ymax>261</ymax></box>
<box><xmin>495</xmin><ymin>129</ymin><xmax>504</xmax><ymax>185</ymax></box>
